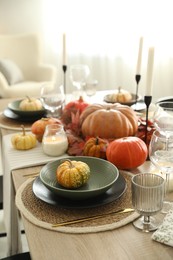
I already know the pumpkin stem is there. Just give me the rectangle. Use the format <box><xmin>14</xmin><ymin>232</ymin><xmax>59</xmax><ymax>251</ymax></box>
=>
<box><xmin>21</xmin><ymin>125</ymin><xmax>26</xmax><ymax>136</ymax></box>
<box><xmin>26</xmin><ymin>95</ymin><xmax>31</xmax><ymax>102</ymax></box>
<box><xmin>61</xmin><ymin>159</ymin><xmax>75</xmax><ymax>169</ymax></box>
<box><xmin>78</xmin><ymin>96</ymin><xmax>84</xmax><ymax>102</ymax></box>
<box><xmin>95</xmin><ymin>136</ymin><xmax>99</xmax><ymax>145</ymax></box>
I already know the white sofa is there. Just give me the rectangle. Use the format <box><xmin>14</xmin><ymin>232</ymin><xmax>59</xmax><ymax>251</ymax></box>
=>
<box><xmin>0</xmin><ymin>33</ymin><xmax>57</xmax><ymax>98</ymax></box>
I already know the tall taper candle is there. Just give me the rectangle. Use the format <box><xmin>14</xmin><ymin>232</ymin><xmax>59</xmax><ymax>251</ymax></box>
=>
<box><xmin>146</xmin><ymin>47</ymin><xmax>155</xmax><ymax>96</ymax></box>
<box><xmin>136</xmin><ymin>37</ymin><xmax>143</xmax><ymax>75</ymax></box>
<box><xmin>63</xmin><ymin>33</ymin><xmax>67</xmax><ymax>65</ymax></box>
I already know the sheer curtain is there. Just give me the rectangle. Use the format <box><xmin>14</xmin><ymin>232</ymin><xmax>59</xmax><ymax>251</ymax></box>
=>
<box><xmin>42</xmin><ymin>0</ymin><xmax>173</xmax><ymax>99</ymax></box>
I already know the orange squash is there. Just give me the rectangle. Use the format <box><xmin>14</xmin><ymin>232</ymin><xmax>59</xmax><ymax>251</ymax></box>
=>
<box><xmin>56</xmin><ymin>159</ymin><xmax>90</xmax><ymax>189</ymax></box>
<box><xmin>106</xmin><ymin>136</ymin><xmax>148</xmax><ymax>170</ymax></box>
<box><xmin>80</xmin><ymin>103</ymin><xmax>138</xmax><ymax>139</ymax></box>
<box><xmin>83</xmin><ymin>136</ymin><xmax>108</xmax><ymax>159</ymax></box>
<box><xmin>31</xmin><ymin>117</ymin><xmax>62</xmax><ymax>142</ymax></box>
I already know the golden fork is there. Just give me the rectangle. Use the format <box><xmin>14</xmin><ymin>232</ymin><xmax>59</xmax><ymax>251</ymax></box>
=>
<box><xmin>52</xmin><ymin>208</ymin><xmax>134</xmax><ymax>227</ymax></box>
<box><xmin>23</xmin><ymin>173</ymin><xmax>39</xmax><ymax>178</ymax></box>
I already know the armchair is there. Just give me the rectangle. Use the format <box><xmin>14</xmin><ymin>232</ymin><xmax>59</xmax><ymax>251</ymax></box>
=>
<box><xmin>0</xmin><ymin>33</ymin><xmax>57</xmax><ymax>98</ymax></box>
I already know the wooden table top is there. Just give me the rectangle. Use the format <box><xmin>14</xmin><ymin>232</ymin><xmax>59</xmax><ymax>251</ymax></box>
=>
<box><xmin>12</xmin><ymin>162</ymin><xmax>173</xmax><ymax>260</ymax></box>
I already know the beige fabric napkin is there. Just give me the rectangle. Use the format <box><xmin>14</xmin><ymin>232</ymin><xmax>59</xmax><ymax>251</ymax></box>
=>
<box><xmin>152</xmin><ymin>205</ymin><xmax>173</xmax><ymax>247</ymax></box>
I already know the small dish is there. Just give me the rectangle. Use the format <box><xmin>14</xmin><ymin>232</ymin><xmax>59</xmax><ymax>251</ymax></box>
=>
<box><xmin>8</xmin><ymin>99</ymin><xmax>45</xmax><ymax>117</ymax></box>
<box><xmin>39</xmin><ymin>156</ymin><xmax>119</xmax><ymax>200</ymax></box>
<box><xmin>104</xmin><ymin>93</ymin><xmax>141</xmax><ymax>106</ymax></box>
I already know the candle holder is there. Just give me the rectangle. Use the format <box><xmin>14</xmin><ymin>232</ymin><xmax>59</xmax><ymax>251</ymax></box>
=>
<box><xmin>62</xmin><ymin>65</ymin><xmax>67</xmax><ymax>95</ymax></box>
<box><xmin>144</xmin><ymin>95</ymin><xmax>152</xmax><ymax>144</ymax></box>
<box><xmin>133</xmin><ymin>74</ymin><xmax>141</xmax><ymax>111</ymax></box>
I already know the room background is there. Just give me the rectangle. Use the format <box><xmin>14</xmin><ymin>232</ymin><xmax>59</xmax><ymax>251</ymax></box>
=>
<box><xmin>0</xmin><ymin>0</ymin><xmax>172</xmax><ymax>100</ymax></box>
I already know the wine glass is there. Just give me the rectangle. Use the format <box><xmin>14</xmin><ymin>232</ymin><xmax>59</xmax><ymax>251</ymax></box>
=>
<box><xmin>84</xmin><ymin>79</ymin><xmax>98</xmax><ymax>102</ymax></box>
<box><xmin>40</xmin><ymin>84</ymin><xmax>65</xmax><ymax>118</ymax></box>
<box><xmin>149</xmin><ymin>130</ymin><xmax>173</xmax><ymax>213</ymax></box>
<box><xmin>70</xmin><ymin>64</ymin><xmax>90</xmax><ymax>98</ymax></box>
<box><xmin>153</xmin><ymin>101</ymin><xmax>173</xmax><ymax>136</ymax></box>
<box><xmin>132</xmin><ymin>173</ymin><xmax>164</xmax><ymax>232</ymax></box>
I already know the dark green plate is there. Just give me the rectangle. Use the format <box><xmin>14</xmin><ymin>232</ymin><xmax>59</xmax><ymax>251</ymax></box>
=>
<box><xmin>39</xmin><ymin>156</ymin><xmax>119</xmax><ymax>200</ymax></box>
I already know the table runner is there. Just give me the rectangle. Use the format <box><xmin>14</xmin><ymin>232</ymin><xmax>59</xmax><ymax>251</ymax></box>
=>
<box><xmin>16</xmin><ymin>171</ymin><xmax>139</xmax><ymax>234</ymax></box>
<box><xmin>2</xmin><ymin>133</ymin><xmax>69</xmax><ymax>256</ymax></box>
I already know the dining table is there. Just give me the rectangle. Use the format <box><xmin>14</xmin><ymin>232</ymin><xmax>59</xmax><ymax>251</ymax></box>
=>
<box><xmin>13</xmin><ymin>162</ymin><xmax>173</xmax><ymax>260</ymax></box>
<box><xmin>0</xmin><ymin>94</ymin><xmax>173</xmax><ymax>259</ymax></box>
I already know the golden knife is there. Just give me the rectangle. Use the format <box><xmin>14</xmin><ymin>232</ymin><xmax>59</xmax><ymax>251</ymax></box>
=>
<box><xmin>52</xmin><ymin>208</ymin><xmax>134</xmax><ymax>227</ymax></box>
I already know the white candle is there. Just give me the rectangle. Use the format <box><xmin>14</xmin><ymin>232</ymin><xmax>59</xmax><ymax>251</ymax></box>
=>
<box><xmin>136</xmin><ymin>37</ymin><xmax>143</xmax><ymax>75</ymax></box>
<box><xmin>42</xmin><ymin>135</ymin><xmax>68</xmax><ymax>157</ymax></box>
<box><xmin>62</xmin><ymin>33</ymin><xmax>67</xmax><ymax>65</ymax></box>
<box><xmin>146</xmin><ymin>47</ymin><xmax>155</xmax><ymax>96</ymax></box>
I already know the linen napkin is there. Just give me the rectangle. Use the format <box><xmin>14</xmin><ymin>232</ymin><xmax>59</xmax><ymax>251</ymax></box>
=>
<box><xmin>152</xmin><ymin>204</ymin><xmax>173</xmax><ymax>247</ymax></box>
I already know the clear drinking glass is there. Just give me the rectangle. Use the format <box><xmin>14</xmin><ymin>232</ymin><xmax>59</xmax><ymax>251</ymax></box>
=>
<box><xmin>153</xmin><ymin>101</ymin><xmax>173</xmax><ymax>136</ymax></box>
<box><xmin>149</xmin><ymin>130</ymin><xmax>173</xmax><ymax>213</ymax></box>
<box><xmin>132</xmin><ymin>173</ymin><xmax>164</xmax><ymax>232</ymax></box>
<box><xmin>40</xmin><ymin>84</ymin><xmax>65</xmax><ymax>118</ymax></box>
<box><xmin>84</xmin><ymin>79</ymin><xmax>98</xmax><ymax>102</ymax></box>
<box><xmin>70</xmin><ymin>64</ymin><xmax>90</xmax><ymax>98</ymax></box>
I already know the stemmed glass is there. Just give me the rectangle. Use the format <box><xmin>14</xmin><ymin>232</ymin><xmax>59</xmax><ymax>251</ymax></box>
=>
<box><xmin>40</xmin><ymin>84</ymin><xmax>65</xmax><ymax>118</ymax></box>
<box><xmin>132</xmin><ymin>173</ymin><xmax>164</xmax><ymax>232</ymax></box>
<box><xmin>70</xmin><ymin>64</ymin><xmax>90</xmax><ymax>98</ymax></box>
<box><xmin>153</xmin><ymin>101</ymin><xmax>173</xmax><ymax>136</ymax></box>
<box><xmin>84</xmin><ymin>79</ymin><xmax>98</xmax><ymax>102</ymax></box>
<box><xmin>149</xmin><ymin>130</ymin><xmax>173</xmax><ymax>213</ymax></box>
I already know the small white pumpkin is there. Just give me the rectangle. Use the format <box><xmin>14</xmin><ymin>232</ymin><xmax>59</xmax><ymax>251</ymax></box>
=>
<box><xmin>19</xmin><ymin>96</ymin><xmax>43</xmax><ymax>111</ymax></box>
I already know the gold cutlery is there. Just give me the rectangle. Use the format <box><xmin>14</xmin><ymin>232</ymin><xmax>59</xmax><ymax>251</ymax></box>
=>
<box><xmin>23</xmin><ymin>173</ymin><xmax>39</xmax><ymax>178</ymax></box>
<box><xmin>52</xmin><ymin>208</ymin><xmax>134</xmax><ymax>227</ymax></box>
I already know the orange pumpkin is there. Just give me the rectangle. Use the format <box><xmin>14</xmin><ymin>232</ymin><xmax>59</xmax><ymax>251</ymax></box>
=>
<box><xmin>83</xmin><ymin>136</ymin><xmax>108</xmax><ymax>159</ymax></box>
<box><xmin>106</xmin><ymin>136</ymin><xmax>148</xmax><ymax>170</ymax></box>
<box><xmin>80</xmin><ymin>103</ymin><xmax>138</xmax><ymax>139</ymax></box>
<box><xmin>31</xmin><ymin>117</ymin><xmax>62</xmax><ymax>142</ymax></box>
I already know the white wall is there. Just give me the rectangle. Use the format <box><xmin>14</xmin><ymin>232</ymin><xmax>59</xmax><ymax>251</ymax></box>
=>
<box><xmin>0</xmin><ymin>0</ymin><xmax>172</xmax><ymax>100</ymax></box>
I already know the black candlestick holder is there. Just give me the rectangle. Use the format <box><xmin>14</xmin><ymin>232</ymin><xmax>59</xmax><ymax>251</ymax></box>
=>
<box><xmin>144</xmin><ymin>95</ymin><xmax>152</xmax><ymax>144</ymax></box>
<box><xmin>135</xmin><ymin>74</ymin><xmax>141</xmax><ymax>100</ymax></box>
<box><xmin>62</xmin><ymin>65</ymin><xmax>67</xmax><ymax>95</ymax></box>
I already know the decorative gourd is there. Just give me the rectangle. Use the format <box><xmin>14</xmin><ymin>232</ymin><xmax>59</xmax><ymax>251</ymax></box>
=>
<box><xmin>83</xmin><ymin>136</ymin><xmax>108</xmax><ymax>159</ymax></box>
<box><xmin>106</xmin><ymin>136</ymin><xmax>148</xmax><ymax>170</ymax></box>
<box><xmin>31</xmin><ymin>117</ymin><xmax>62</xmax><ymax>142</ymax></box>
<box><xmin>80</xmin><ymin>103</ymin><xmax>138</xmax><ymax>139</ymax></box>
<box><xmin>19</xmin><ymin>96</ymin><xmax>43</xmax><ymax>111</ymax></box>
<box><xmin>11</xmin><ymin>125</ymin><xmax>37</xmax><ymax>150</ymax></box>
<box><xmin>109</xmin><ymin>87</ymin><xmax>132</xmax><ymax>103</ymax></box>
<box><xmin>56</xmin><ymin>159</ymin><xmax>90</xmax><ymax>189</ymax></box>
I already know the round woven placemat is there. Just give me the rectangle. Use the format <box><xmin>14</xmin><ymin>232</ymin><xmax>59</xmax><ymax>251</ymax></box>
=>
<box><xmin>16</xmin><ymin>171</ymin><xmax>139</xmax><ymax>234</ymax></box>
<box><xmin>0</xmin><ymin>112</ymin><xmax>32</xmax><ymax>130</ymax></box>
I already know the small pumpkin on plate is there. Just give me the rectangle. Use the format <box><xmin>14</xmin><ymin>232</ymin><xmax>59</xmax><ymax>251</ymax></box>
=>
<box><xmin>108</xmin><ymin>87</ymin><xmax>132</xmax><ymax>103</ymax></box>
<box><xmin>56</xmin><ymin>159</ymin><xmax>90</xmax><ymax>189</ymax></box>
<box><xmin>19</xmin><ymin>96</ymin><xmax>43</xmax><ymax>111</ymax></box>
<box><xmin>83</xmin><ymin>136</ymin><xmax>108</xmax><ymax>159</ymax></box>
<box><xmin>11</xmin><ymin>125</ymin><xmax>37</xmax><ymax>150</ymax></box>
<box><xmin>106</xmin><ymin>136</ymin><xmax>148</xmax><ymax>170</ymax></box>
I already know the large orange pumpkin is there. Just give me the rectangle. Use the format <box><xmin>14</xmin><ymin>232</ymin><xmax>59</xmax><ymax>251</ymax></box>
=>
<box><xmin>80</xmin><ymin>103</ymin><xmax>138</xmax><ymax>139</ymax></box>
<box><xmin>106</xmin><ymin>136</ymin><xmax>148</xmax><ymax>170</ymax></box>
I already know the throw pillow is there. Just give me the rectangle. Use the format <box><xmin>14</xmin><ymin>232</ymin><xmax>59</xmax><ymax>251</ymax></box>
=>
<box><xmin>0</xmin><ymin>58</ymin><xmax>24</xmax><ymax>85</ymax></box>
